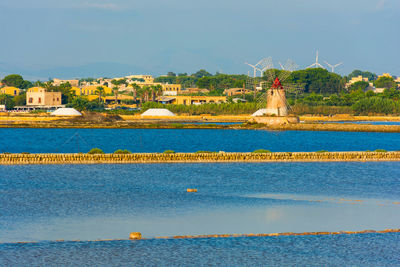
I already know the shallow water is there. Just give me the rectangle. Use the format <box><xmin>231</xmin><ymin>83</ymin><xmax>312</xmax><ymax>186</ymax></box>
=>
<box><xmin>1</xmin><ymin>162</ymin><xmax>399</xmax><ymax>243</ymax></box>
<box><xmin>1</xmin><ymin>128</ymin><xmax>400</xmax><ymax>153</ymax></box>
<box><xmin>1</xmin><ymin>233</ymin><xmax>399</xmax><ymax>266</ymax></box>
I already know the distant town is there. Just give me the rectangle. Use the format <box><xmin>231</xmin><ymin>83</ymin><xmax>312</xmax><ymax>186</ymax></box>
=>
<box><xmin>0</xmin><ymin>68</ymin><xmax>399</xmax><ymax>115</ymax></box>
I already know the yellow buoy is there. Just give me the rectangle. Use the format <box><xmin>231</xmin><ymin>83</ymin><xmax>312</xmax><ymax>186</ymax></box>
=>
<box><xmin>129</xmin><ymin>232</ymin><xmax>142</xmax><ymax>240</ymax></box>
<box><xmin>186</xmin><ymin>188</ymin><xmax>198</xmax><ymax>192</ymax></box>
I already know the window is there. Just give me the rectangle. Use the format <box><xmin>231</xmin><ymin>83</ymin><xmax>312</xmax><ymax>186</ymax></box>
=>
<box><xmin>29</xmin><ymin>98</ymin><xmax>33</xmax><ymax>103</ymax></box>
<box><xmin>14</xmin><ymin>90</ymin><xmax>17</xmax><ymax>95</ymax></box>
<box><xmin>38</xmin><ymin>97</ymin><xmax>41</xmax><ymax>103</ymax></box>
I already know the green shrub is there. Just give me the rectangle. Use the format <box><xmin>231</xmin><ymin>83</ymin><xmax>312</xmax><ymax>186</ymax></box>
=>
<box><xmin>252</xmin><ymin>149</ymin><xmax>271</xmax><ymax>153</ymax></box>
<box><xmin>163</xmin><ymin>150</ymin><xmax>175</xmax><ymax>154</ymax></box>
<box><xmin>315</xmin><ymin>150</ymin><xmax>328</xmax><ymax>153</ymax></box>
<box><xmin>88</xmin><ymin>148</ymin><xmax>104</xmax><ymax>154</ymax></box>
<box><xmin>375</xmin><ymin>149</ymin><xmax>387</xmax><ymax>152</ymax></box>
<box><xmin>114</xmin><ymin>149</ymin><xmax>132</xmax><ymax>154</ymax></box>
<box><xmin>21</xmin><ymin>152</ymin><xmax>30</xmax><ymax>154</ymax></box>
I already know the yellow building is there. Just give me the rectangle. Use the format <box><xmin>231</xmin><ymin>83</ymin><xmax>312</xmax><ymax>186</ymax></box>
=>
<box><xmin>125</xmin><ymin>75</ymin><xmax>154</xmax><ymax>83</ymax></box>
<box><xmin>81</xmin><ymin>85</ymin><xmax>112</xmax><ymax>96</ymax></box>
<box><xmin>53</xmin><ymin>78</ymin><xmax>79</xmax><ymax>87</ymax></box>
<box><xmin>161</xmin><ymin>84</ymin><xmax>182</xmax><ymax>94</ymax></box>
<box><xmin>0</xmin><ymin>86</ymin><xmax>21</xmax><ymax>96</ymax></box>
<box><xmin>87</xmin><ymin>95</ymin><xmax>101</xmax><ymax>101</ymax></box>
<box><xmin>70</xmin><ymin>87</ymin><xmax>81</xmax><ymax>96</ymax></box>
<box><xmin>104</xmin><ymin>95</ymin><xmax>135</xmax><ymax>104</ymax></box>
<box><xmin>158</xmin><ymin>95</ymin><xmax>226</xmax><ymax>105</ymax></box>
<box><xmin>345</xmin><ymin>76</ymin><xmax>369</xmax><ymax>88</ymax></box>
<box><xmin>379</xmin><ymin>73</ymin><xmax>392</xmax><ymax>78</ymax></box>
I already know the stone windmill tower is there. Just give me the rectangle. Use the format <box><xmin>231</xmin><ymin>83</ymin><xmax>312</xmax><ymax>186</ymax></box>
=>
<box><xmin>265</xmin><ymin>77</ymin><xmax>288</xmax><ymax>116</ymax></box>
<box><xmin>251</xmin><ymin>59</ymin><xmax>303</xmax><ymax>118</ymax></box>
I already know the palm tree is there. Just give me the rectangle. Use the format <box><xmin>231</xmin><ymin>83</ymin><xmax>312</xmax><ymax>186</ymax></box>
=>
<box><xmin>95</xmin><ymin>86</ymin><xmax>105</xmax><ymax>103</ymax></box>
<box><xmin>151</xmin><ymin>85</ymin><xmax>163</xmax><ymax>101</ymax></box>
<box><xmin>113</xmin><ymin>86</ymin><xmax>119</xmax><ymax>105</ymax></box>
<box><xmin>131</xmin><ymin>83</ymin><xmax>140</xmax><ymax>101</ymax></box>
<box><xmin>142</xmin><ymin>86</ymin><xmax>151</xmax><ymax>102</ymax></box>
<box><xmin>155</xmin><ymin>84</ymin><xmax>163</xmax><ymax>99</ymax></box>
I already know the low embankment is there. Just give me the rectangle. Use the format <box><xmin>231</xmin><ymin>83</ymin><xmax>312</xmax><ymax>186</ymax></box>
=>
<box><xmin>1</xmin><ymin>151</ymin><xmax>400</xmax><ymax>164</ymax></box>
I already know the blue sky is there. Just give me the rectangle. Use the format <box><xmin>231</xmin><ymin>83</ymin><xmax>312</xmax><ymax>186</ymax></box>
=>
<box><xmin>0</xmin><ymin>0</ymin><xmax>399</xmax><ymax>79</ymax></box>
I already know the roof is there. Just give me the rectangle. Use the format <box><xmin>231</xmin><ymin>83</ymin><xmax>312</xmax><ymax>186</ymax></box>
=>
<box><xmin>158</xmin><ymin>96</ymin><xmax>176</xmax><ymax>102</ymax></box>
<box><xmin>104</xmin><ymin>95</ymin><xmax>135</xmax><ymax>100</ymax></box>
<box><xmin>27</xmin><ymin>87</ymin><xmax>46</xmax><ymax>92</ymax></box>
<box><xmin>141</xmin><ymin>108</ymin><xmax>175</xmax><ymax>116</ymax></box>
<box><xmin>51</xmin><ymin>108</ymin><xmax>82</xmax><ymax>116</ymax></box>
<box><xmin>1</xmin><ymin>86</ymin><xmax>20</xmax><ymax>90</ymax></box>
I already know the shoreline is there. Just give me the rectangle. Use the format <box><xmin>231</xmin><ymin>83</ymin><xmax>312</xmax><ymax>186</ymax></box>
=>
<box><xmin>3</xmin><ymin>228</ymin><xmax>400</xmax><ymax>244</ymax></box>
<box><xmin>1</xmin><ymin>114</ymin><xmax>400</xmax><ymax>132</ymax></box>
<box><xmin>1</xmin><ymin>121</ymin><xmax>400</xmax><ymax>133</ymax></box>
<box><xmin>1</xmin><ymin>151</ymin><xmax>400</xmax><ymax>164</ymax></box>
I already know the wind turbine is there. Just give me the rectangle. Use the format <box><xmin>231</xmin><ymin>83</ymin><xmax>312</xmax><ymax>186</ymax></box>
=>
<box><xmin>245</xmin><ymin>62</ymin><xmax>261</xmax><ymax>77</ymax></box>
<box><xmin>306</xmin><ymin>50</ymin><xmax>325</xmax><ymax>69</ymax></box>
<box><xmin>324</xmin><ymin>61</ymin><xmax>343</xmax><ymax>73</ymax></box>
<box><xmin>256</xmin><ymin>57</ymin><xmax>273</xmax><ymax>77</ymax></box>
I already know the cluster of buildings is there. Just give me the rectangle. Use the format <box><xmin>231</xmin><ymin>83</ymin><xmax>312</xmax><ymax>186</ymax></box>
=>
<box><xmin>0</xmin><ymin>74</ymin><xmax>234</xmax><ymax>111</ymax></box>
<box><xmin>345</xmin><ymin>73</ymin><xmax>400</xmax><ymax>93</ymax></box>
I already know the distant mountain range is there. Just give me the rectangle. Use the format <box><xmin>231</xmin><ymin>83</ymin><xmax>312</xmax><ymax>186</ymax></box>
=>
<box><xmin>0</xmin><ymin>62</ymin><xmax>152</xmax><ymax>81</ymax></box>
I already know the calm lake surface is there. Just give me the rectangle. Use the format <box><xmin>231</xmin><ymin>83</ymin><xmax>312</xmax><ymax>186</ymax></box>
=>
<box><xmin>1</xmin><ymin>128</ymin><xmax>400</xmax><ymax>153</ymax></box>
<box><xmin>2</xmin><ymin>129</ymin><xmax>400</xmax><ymax>266</ymax></box>
<box><xmin>2</xmin><ymin>162</ymin><xmax>399</xmax><ymax>243</ymax></box>
<box><xmin>2</xmin><ymin>233</ymin><xmax>399</xmax><ymax>266</ymax></box>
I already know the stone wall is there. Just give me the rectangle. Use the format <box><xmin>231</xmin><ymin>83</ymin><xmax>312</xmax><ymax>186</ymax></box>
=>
<box><xmin>1</xmin><ymin>151</ymin><xmax>400</xmax><ymax>164</ymax></box>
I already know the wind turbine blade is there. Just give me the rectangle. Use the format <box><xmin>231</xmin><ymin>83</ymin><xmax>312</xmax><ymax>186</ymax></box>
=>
<box><xmin>334</xmin><ymin>62</ymin><xmax>343</xmax><ymax>67</ymax></box>
<box><xmin>324</xmin><ymin>61</ymin><xmax>333</xmax><ymax>68</ymax></box>
<box><xmin>279</xmin><ymin>62</ymin><xmax>285</xmax><ymax>70</ymax></box>
<box><xmin>245</xmin><ymin>63</ymin><xmax>256</xmax><ymax>68</ymax></box>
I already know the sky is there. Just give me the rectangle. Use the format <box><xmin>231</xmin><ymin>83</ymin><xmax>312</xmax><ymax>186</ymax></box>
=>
<box><xmin>0</xmin><ymin>0</ymin><xmax>399</xmax><ymax>79</ymax></box>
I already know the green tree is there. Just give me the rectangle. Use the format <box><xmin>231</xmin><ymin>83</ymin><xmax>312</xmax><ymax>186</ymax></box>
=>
<box><xmin>348</xmin><ymin>70</ymin><xmax>377</xmax><ymax>81</ymax></box>
<box><xmin>382</xmin><ymin>88</ymin><xmax>400</xmax><ymax>100</ymax></box>
<box><xmin>193</xmin><ymin>69</ymin><xmax>212</xmax><ymax>78</ymax></box>
<box><xmin>14</xmin><ymin>93</ymin><xmax>26</xmax><ymax>106</ymax></box>
<box><xmin>374</xmin><ymin>76</ymin><xmax>397</xmax><ymax>89</ymax></box>
<box><xmin>130</xmin><ymin>83</ymin><xmax>140</xmax><ymax>100</ymax></box>
<box><xmin>95</xmin><ymin>86</ymin><xmax>105</xmax><ymax>103</ymax></box>
<box><xmin>112</xmin><ymin>86</ymin><xmax>119</xmax><ymax>104</ymax></box>
<box><xmin>1</xmin><ymin>74</ymin><xmax>32</xmax><ymax>89</ymax></box>
<box><xmin>0</xmin><ymin>94</ymin><xmax>15</xmax><ymax>109</ymax></box>
<box><xmin>167</xmin><ymin>72</ymin><xmax>176</xmax><ymax>77</ymax></box>
<box><xmin>348</xmin><ymin>81</ymin><xmax>369</xmax><ymax>91</ymax></box>
<box><xmin>287</xmin><ymin>68</ymin><xmax>344</xmax><ymax>94</ymax></box>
